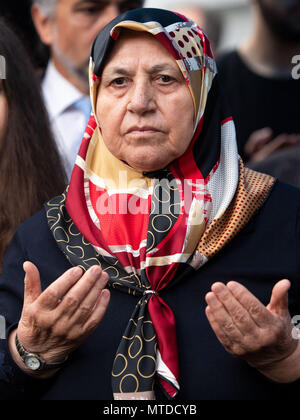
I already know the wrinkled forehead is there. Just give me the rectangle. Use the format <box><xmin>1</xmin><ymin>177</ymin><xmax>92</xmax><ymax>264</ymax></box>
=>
<box><xmin>99</xmin><ymin>29</ymin><xmax>182</xmax><ymax>75</ymax></box>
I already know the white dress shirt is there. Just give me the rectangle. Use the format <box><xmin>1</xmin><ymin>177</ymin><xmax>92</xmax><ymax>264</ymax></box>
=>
<box><xmin>42</xmin><ymin>61</ymin><xmax>90</xmax><ymax>179</ymax></box>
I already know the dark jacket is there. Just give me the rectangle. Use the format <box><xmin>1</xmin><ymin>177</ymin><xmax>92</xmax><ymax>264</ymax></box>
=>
<box><xmin>1</xmin><ymin>181</ymin><xmax>300</xmax><ymax>400</ymax></box>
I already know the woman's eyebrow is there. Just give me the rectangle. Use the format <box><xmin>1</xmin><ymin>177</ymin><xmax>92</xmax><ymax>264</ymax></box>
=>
<box><xmin>147</xmin><ymin>64</ymin><xmax>176</xmax><ymax>74</ymax></box>
<box><xmin>104</xmin><ymin>63</ymin><xmax>177</xmax><ymax>77</ymax></box>
<box><xmin>105</xmin><ymin>68</ymin><xmax>134</xmax><ymax>77</ymax></box>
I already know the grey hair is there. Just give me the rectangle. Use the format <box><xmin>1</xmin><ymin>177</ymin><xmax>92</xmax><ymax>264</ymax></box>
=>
<box><xmin>33</xmin><ymin>0</ymin><xmax>58</xmax><ymax>17</ymax></box>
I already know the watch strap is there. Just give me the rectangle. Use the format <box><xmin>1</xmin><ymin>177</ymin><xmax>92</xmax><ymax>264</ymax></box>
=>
<box><xmin>15</xmin><ymin>334</ymin><xmax>68</xmax><ymax>371</ymax></box>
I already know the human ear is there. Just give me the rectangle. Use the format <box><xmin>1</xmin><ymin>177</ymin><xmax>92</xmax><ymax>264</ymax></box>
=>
<box><xmin>31</xmin><ymin>4</ymin><xmax>55</xmax><ymax>47</ymax></box>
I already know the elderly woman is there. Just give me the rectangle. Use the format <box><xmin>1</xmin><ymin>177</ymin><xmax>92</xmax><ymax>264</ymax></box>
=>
<box><xmin>1</xmin><ymin>8</ymin><xmax>300</xmax><ymax>400</ymax></box>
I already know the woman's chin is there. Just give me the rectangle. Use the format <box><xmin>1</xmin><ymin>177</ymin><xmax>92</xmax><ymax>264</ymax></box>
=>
<box><xmin>123</xmin><ymin>152</ymin><xmax>172</xmax><ymax>173</ymax></box>
<box><xmin>127</xmin><ymin>160</ymin><xmax>169</xmax><ymax>173</ymax></box>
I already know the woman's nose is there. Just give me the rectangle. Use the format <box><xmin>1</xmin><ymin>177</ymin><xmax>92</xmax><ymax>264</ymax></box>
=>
<box><xmin>127</xmin><ymin>80</ymin><xmax>156</xmax><ymax>114</ymax></box>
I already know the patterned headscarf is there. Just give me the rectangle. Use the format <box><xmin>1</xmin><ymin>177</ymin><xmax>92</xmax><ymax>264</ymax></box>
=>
<box><xmin>45</xmin><ymin>8</ymin><xmax>275</xmax><ymax>400</ymax></box>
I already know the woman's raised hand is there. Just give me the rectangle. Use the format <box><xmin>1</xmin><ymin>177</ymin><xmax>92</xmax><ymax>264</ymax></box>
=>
<box><xmin>10</xmin><ymin>261</ymin><xmax>110</xmax><ymax>374</ymax></box>
<box><xmin>205</xmin><ymin>280</ymin><xmax>300</xmax><ymax>382</ymax></box>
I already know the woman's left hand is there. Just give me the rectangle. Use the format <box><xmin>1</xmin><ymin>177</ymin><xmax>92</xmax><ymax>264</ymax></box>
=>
<box><xmin>205</xmin><ymin>279</ymin><xmax>300</xmax><ymax>382</ymax></box>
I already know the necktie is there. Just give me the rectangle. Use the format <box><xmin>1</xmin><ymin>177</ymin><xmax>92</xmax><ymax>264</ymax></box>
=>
<box><xmin>69</xmin><ymin>96</ymin><xmax>92</xmax><ymax>177</ymax></box>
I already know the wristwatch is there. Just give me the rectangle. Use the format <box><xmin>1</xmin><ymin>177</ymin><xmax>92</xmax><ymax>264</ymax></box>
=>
<box><xmin>15</xmin><ymin>334</ymin><xmax>68</xmax><ymax>371</ymax></box>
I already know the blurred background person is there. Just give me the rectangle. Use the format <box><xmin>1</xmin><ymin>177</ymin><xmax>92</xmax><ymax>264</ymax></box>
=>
<box><xmin>217</xmin><ymin>0</ymin><xmax>300</xmax><ymax>169</ymax></box>
<box><xmin>172</xmin><ymin>3</ymin><xmax>222</xmax><ymax>55</ymax></box>
<box><xmin>0</xmin><ymin>18</ymin><xmax>67</xmax><ymax>274</ymax></box>
<box><xmin>31</xmin><ymin>0</ymin><xmax>145</xmax><ymax>179</ymax></box>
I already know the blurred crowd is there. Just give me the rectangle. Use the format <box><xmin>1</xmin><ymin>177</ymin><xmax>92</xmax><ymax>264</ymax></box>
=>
<box><xmin>0</xmin><ymin>0</ymin><xmax>300</xmax><ymax>272</ymax></box>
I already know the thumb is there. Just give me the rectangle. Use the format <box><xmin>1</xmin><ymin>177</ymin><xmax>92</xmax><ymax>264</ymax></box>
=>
<box><xmin>245</xmin><ymin>127</ymin><xmax>273</xmax><ymax>156</ymax></box>
<box><xmin>23</xmin><ymin>261</ymin><xmax>42</xmax><ymax>305</ymax></box>
<box><xmin>267</xmin><ymin>279</ymin><xmax>290</xmax><ymax>316</ymax></box>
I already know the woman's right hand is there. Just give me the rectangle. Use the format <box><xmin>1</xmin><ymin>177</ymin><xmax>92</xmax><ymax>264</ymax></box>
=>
<box><xmin>9</xmin><ymin>261</ymin><xmax>110</xmax><ymax>375</ymax></box>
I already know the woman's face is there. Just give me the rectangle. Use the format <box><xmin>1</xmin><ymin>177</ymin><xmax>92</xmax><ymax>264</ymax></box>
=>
<box><xmin>96</xmin><ymin>31</ymin><xmax>195</xmax><ymax>172</ymax></box>
<box><xmin>0</xmin><ymin>80</ymin><xmax>8</xmax><ymax>145</ymax></box>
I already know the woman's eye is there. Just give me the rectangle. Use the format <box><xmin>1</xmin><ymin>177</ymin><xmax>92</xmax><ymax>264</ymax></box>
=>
<box><xmin>111</xmin><ymin>77</ymin><xmax>127</xmax><ymax>86</ymax></box>
<box><xmin>159</xmin><ymin>75</ymin><xmax>174</xmax><ymax>83</ymax></box>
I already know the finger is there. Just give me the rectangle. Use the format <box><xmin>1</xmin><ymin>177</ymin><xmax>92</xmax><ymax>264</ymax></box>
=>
<box><xmin>63</xmin><ymin>269</ymin><xmax>109</xmax><ymax>322</ymax></box>
<box><xmin>268</xmin><ymin>134</ymin><xmax>289</xmax><ymax>150</ymax></box>
<box><xmin>205</xmin><ymin>291</ymin><xmax>243</xmax><ymax>343</ymax></box>
<box><xmin>23</xmin><ymin>261</ymin><xmax>42</xmax><ymax>305</ymax></box>
<box><xmin>205</xmin><ymin>305</ymin><xmax>235</xmax><ymax>352</ymax></box>
<box><xmin>76</xmin><ymin>276</ymin><xmax>108</xmax><ymax>322</ymax></box>
<box><xmin>267</xmin><ymin>279</ymin><xmax>290</xmax><ymax>317</ymax></box>
<box><xmin>57</xmin><ymin>265</ymin><xmax>108</xmax><ymax>316</ymax></box>
<box><xmin>285</xmin><ymin>134</ymin><xmax>300</xmax><ymax>145</ymax></box>
<box><xmin>83</xmin><ymin>288</ymin><xmax>110</xmax><ymax>332</ymax></box>
<box><xmin>37</xmin><ymin>266</ymin><xmax>84</xmax><ymax>309</ymax></box>
<box><xmin>244</xmin><ymin>127</ymin><xmax>273</xmax><ymax>156</ymax></box>
<box><xmin>252</xmin><ymin>136</ymin><xmax>287</xmax><ymax>162</ymax></box>
<box><xmin>226</xmin><ymin>281</ymin><xmax>274</xmax><ymax>327</ymax></box>
<box><xmin>211</xmin><ymin>282</ymin><xmax>256</xmax><ymax>335</ymax></box>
